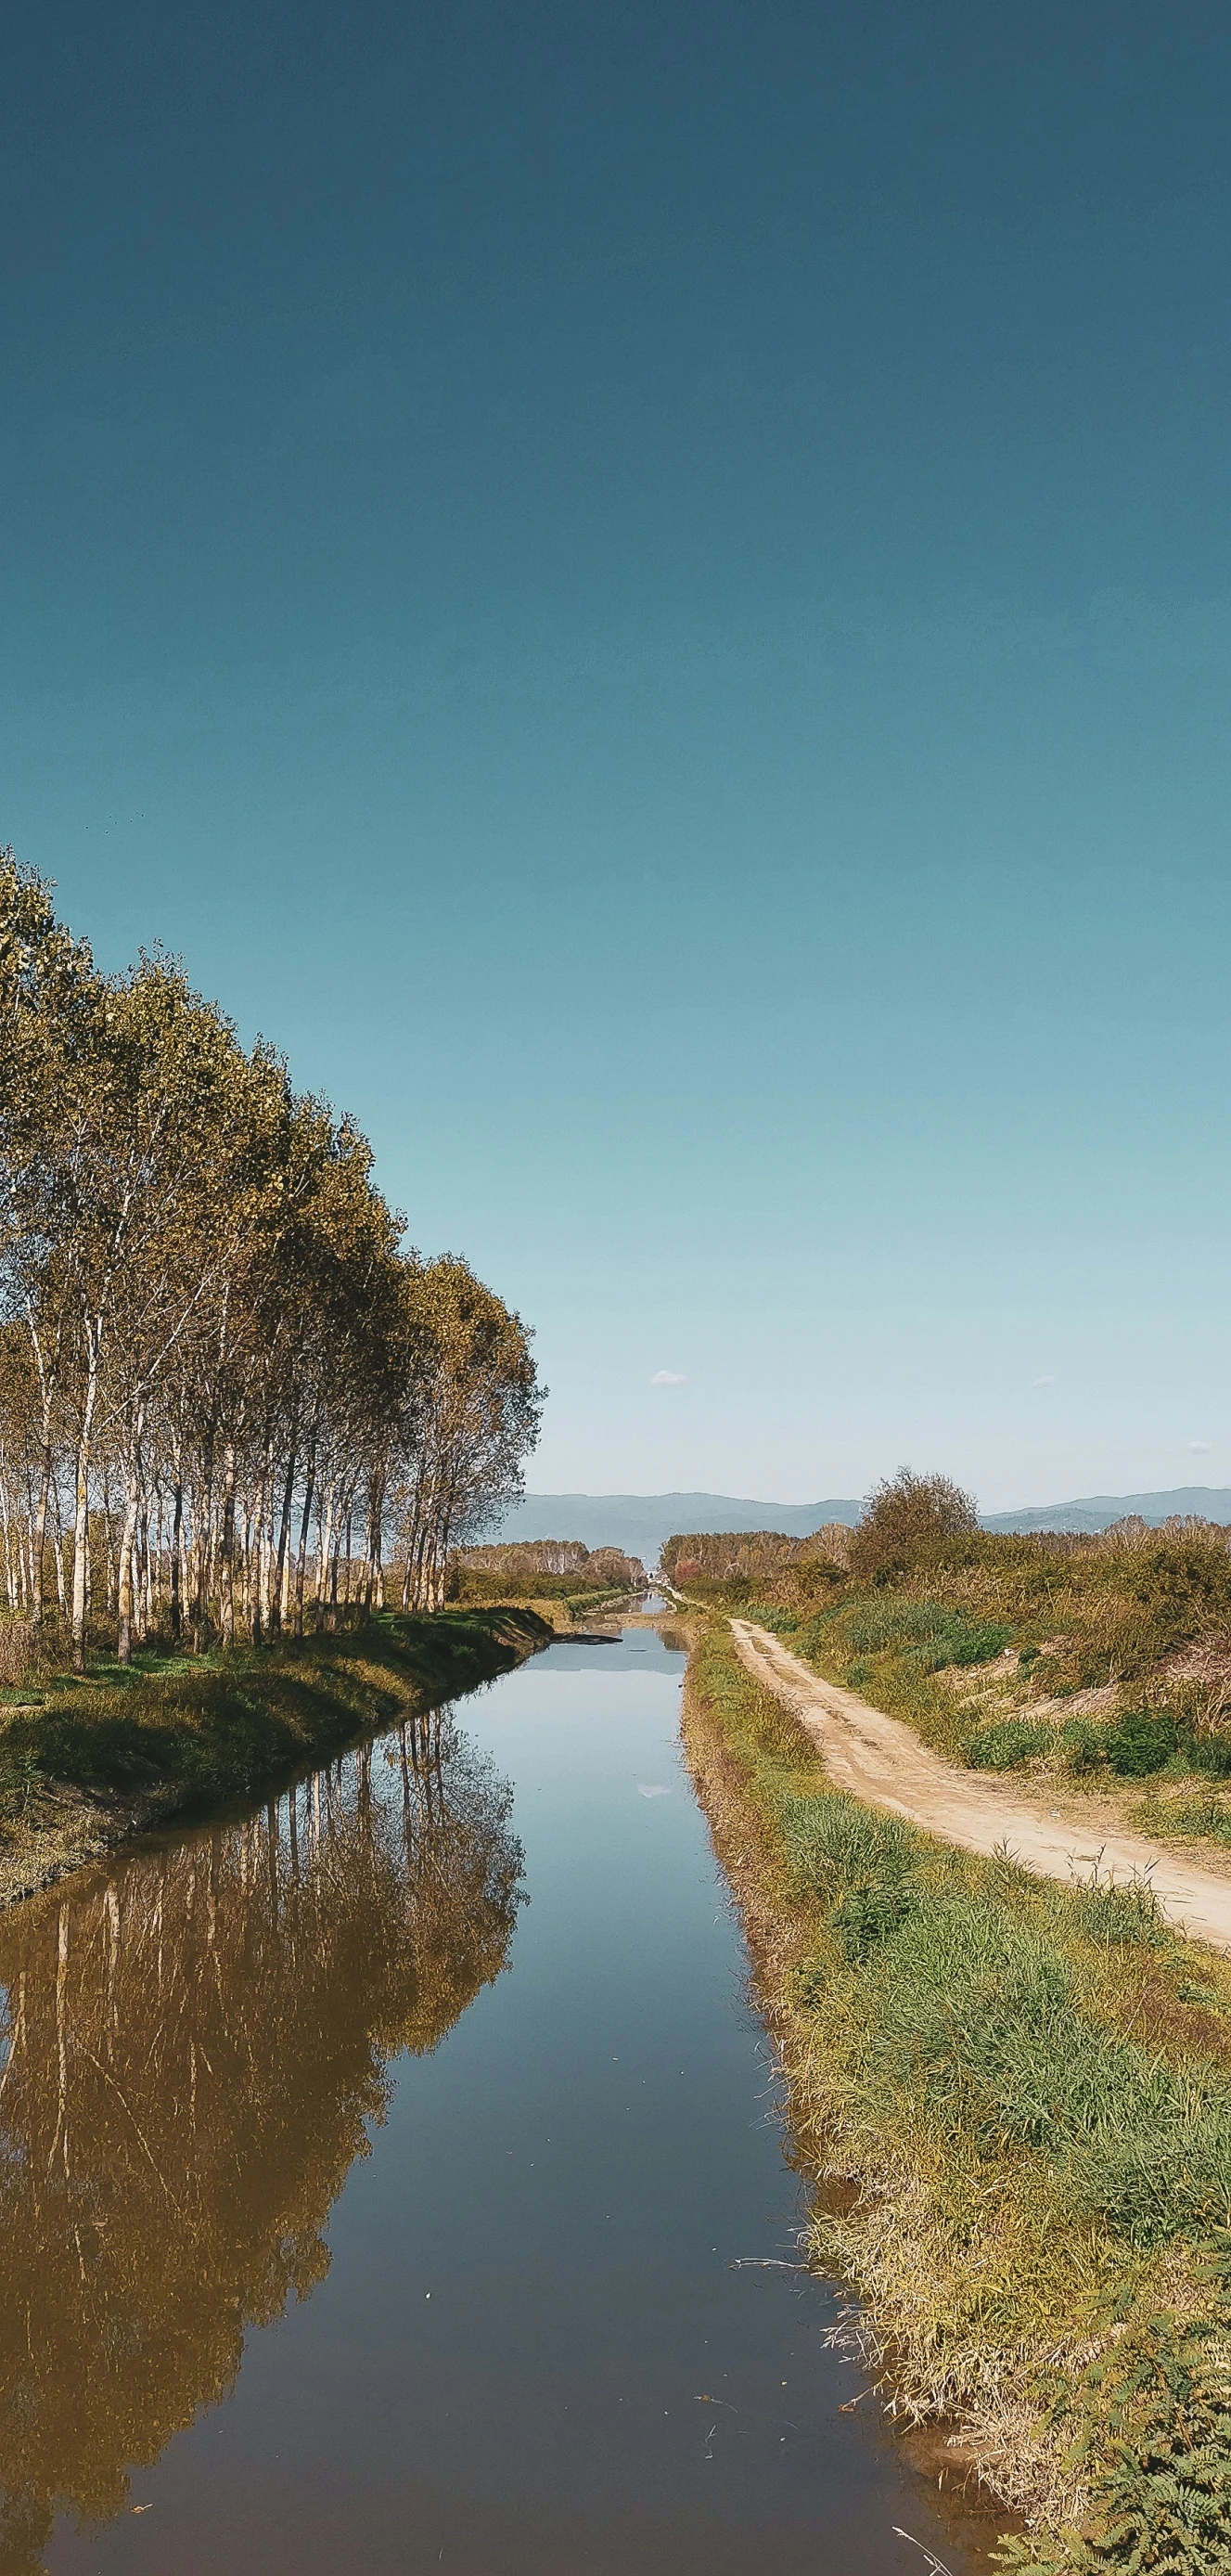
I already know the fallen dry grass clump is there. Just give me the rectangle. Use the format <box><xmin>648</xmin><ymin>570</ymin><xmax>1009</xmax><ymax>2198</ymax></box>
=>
<box><xmin>682</xmin><ymin>1618</ymin><xmax>1231</xmax><ymax>2572</ymax></box>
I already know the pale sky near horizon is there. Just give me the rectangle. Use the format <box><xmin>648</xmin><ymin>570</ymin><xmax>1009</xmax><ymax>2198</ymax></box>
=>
<box><xmin>5</xmin><ymin>2</ymin><xmax>1230</xmax><ymax>1513</ymax></box>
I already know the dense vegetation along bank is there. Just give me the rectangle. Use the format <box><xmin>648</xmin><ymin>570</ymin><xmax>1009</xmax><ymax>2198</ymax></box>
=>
<box><xmin>0</xmin><ymin>1606</ymin><xmax>552</xmax><ymax>1908</ymax></box>
<box><xmin>448</xmin><ymin>1539</ymin><xmax>649</xmax><ymax>1629</ymax></box>
<box><xmin>683</xmin><ymin>1616</ymin><xmax>1231</xmax><ymax>2572</ymax></box>
<box><xmin>450</xmin><ymin>1537</ymin><xmax>648</xmax><ymax>1599</ymax></box>
<box><xmin>666</xmin><ymin>1481</ymin><xmax>1231</xmax><ymax>1873</ymax></box>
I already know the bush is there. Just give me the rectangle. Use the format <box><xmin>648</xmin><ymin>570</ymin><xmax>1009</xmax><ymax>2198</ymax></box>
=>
<box><xmin>997</xmin><ymin>2315</ymin><xmax>1231</xmax><ymax>2576</ymax></box>
<box><xmin>1105</xmin><ymin>1708</ymin><xmax>1178</xmax><ymax>1778</ymax></box>
<box><xmin>1060</xmin><ymin>1716</ymin><xmax>1108</xmax><ymax>1773</ymax></box>
<box><xmin>0</xmin><ymin>1616</ymin><xmax>48</xmax><ymax>1694</ymax></box>
<box><xmin>1186</xmin><ymin>1730</ymin><xmax>1231</xmax><ymax>1782</ymax></box>
<box><xmin>967</xmin><ymin>1719</ymin><xmax>1054</xmax><ymax>1771</ymax></box>
<box><xmin>845</xmin><ymin>1598</ymin><xmax>1012</xmax><ymax>1669</ymax></box>
<box><xmin>848</xmin><ymin>1467</ymin><xmax>980</xmax><ymax>1583</ymax></box>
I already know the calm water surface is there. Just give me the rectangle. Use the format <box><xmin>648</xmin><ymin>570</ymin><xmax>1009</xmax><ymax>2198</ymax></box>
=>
<box><xmin>0</xmin><ymin>1621</ymin><xmax>990</xmax><ymax>2574</ymax></box>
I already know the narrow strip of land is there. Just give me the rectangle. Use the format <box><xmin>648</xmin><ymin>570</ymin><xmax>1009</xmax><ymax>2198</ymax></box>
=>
<box><xmin>731</xmin><ymin>1617</ymin><xmax>1231</xmax><ymax>1953</ymax></box>
<box><xmin>0</xmin><ymin>1609</ymin><xmax>553</xmax><ymax>1913</ymax></box>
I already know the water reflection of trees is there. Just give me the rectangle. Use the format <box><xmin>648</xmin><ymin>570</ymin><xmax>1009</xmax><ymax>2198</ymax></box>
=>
<box><xmin>0</xmin><ymin>1710</ymin><xmax>522</xmax><ymax>2572</ymax></box>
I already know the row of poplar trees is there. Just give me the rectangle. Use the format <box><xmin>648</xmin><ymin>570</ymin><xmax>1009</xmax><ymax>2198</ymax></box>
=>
<box><xmin>0</xmin><ymin>855</ymin><xmax>543</xmax><ymax>1665</ymax></box>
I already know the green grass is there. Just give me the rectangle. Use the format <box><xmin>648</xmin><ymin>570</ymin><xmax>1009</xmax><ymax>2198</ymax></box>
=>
<box><xmin>716</xmin><ymin>1534</ymin><xmax>1231</xmax><ymax>1814</ymax></box>
<box><xmin>842</xmin><ymin>1597</ymin><xmax>1014</xmax><ymax>1667</ymax></box>
<box><xmin>0</xmin><ymin>1607</ymin><xmax>552</xmax><ymax>1826</ymax></box>
<box><xmin>700</xmin><ymin>1525</ymin><xmax>1231</xmax><ymax>1685</ymax></box>
<box><xmin>967</xmin><ymin>1718</ymin><xmax>1056</xmax><ymax>1770</ymax></box>
<box><xmin>1147</xmin><ymin>1795</ymin><xmax>1231</xmax><ymax>1850</ymax></box>
<box><xmin>681</xmin><ymin>1616</ymin><xmax>1231</xmax><ymax>2570</ymax></box>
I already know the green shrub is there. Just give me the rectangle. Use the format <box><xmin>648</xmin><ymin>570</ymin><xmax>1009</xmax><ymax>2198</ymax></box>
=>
<box><xmin>845</xmin><ymin>1597</ymin><xmax>1012</xmax><ymax>1669</ymax></box>
<box><xmin>848</xmin><ymin>1467</ymin><xmax>980</xmax><ymax>1582</ymax></box>
<box><xmin>1105</xmin><ymin>1709</ymin><xmax>1178</xmax><ymax>1777</ymax></box>
<box><xmin>996</xmin><ymin>2315</ymin><xmax>1231</xmax><ymax>2574</ymax></box>
<box><xmin>1061</xmin><ymin>1716</ymin><xmax>1108</xmax><ymax>1773</ymax></box>
<box><xmin>967</xmin><ymin>1719</ymin><xmax>1054</xmax><ymax>1770</ymax></box>
<box><xmin>1186</xmin><ymin>1730</ymin><xmax>1231</xmax><ymax>1782</ymax></box>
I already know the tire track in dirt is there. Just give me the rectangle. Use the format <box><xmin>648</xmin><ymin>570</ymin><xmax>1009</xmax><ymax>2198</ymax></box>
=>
<box><xmin>731</xmin><ymin>1619</ymin><xmax>1231</xmax><ymax>1954</ymax></box>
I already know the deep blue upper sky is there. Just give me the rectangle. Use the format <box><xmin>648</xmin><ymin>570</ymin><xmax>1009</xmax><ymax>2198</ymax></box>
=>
<box><xmin>5</xmin><ymin>1</ymin><xmax>1229</xmax><ymax>1507</ymax></box>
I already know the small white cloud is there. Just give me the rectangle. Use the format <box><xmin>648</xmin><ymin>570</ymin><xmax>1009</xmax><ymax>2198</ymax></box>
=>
<box><xmin>636</xmin><ymin>1783</ymin><xmax>671</xmax><ymax>1798</ymax></box>
<box><xmin>1033</xmin><ymin>1373</ymin><xmax>1055</xmax><ymax>1387</ymax></box>
<box><xmin>650</xmin><ymin>1369</ymin><xmax>686</xmax><ymax>1385</ymax></box>
<box><xmin>1190</xmin><ymin>1440</ymin><xmax>1212</xmax><ymax>1453</ymax></box>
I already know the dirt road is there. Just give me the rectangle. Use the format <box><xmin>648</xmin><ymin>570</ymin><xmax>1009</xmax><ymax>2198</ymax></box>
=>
<box><xmin>731</xmin><ymin>1618</ymin><xmax>1231</xmax><ymax>1955</ymax></box>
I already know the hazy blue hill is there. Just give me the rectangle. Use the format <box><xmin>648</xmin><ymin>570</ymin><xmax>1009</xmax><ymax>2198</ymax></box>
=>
<box><xmin>492</xmin><ymin>1487</ymin><xmax>1231</xmax><ymax>1563</ymax></box>
<box><xmin>982</xmin><ymin>1488</ymin><xmax>1231</xmax><ymax>1533</ymax></box>
<box><xmin>491</xmin><ymin>1492</ymin><xmax>862</xmax><ymax>1562</ymax></box>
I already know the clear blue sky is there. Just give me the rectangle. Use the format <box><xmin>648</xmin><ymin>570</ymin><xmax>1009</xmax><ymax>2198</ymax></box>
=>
<box><xmin>5</xmin><ymin>1</ymin><xmax>1229</xmax><ymax>1510</ymax></box>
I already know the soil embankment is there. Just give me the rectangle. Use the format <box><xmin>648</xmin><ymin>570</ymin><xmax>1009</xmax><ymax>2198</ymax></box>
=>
<box><xmin>0</xmin><ymin>1607</ymin><xmax>552</xmax><ymax>1912</ymax></box>
<box><xmin>733</xmin><ymin>1617</ymin><xmax>1231</xmax><ymax>1952</ymax></box>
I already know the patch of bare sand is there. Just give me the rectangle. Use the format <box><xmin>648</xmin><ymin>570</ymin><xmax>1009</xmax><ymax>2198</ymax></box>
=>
<box><xmin>731</xmin><ymin>1619</ymin><xmax>1231</xmax><ymax>1954</ymax></box>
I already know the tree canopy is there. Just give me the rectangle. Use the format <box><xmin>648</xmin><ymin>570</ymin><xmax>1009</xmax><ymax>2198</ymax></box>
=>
<box><xmin>0</xmin><ymin>853</ymin><xmax>544</xmax><ymax>1657</ymax></box>
<box><xmin>848</xmin><ymin>1467</ymin><xmax>980</xmax><ymax>1581</ymax></box>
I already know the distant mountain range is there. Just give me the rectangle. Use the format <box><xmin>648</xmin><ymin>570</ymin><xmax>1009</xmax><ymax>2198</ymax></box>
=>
<box><xmin>981</xmin><ymin>1488</ymin><xmax>1231</xmax><ymax>1534</ymax></box>
<box><xmin>492</xmin><ymin>1488</ymin><xmax>1231</xmax><ymax>1565</ymax></box>
<box><xmin>491</xmin><ymin>1491</ymin><xmax>863</xmax><ymax>1563</ymax></box>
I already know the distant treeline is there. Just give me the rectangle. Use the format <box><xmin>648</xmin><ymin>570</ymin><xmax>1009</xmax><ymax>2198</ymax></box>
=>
<box><xmin>667</xmin><ymin>1474</ymin><xmax>1231</xmax><ymax>1715</ymax></box>
<box><xmin>0</xmin><ymin>856</ymin><xmax>543</xmax><ymax>1665</ymax></box>
<box><xmin>661</xmin><ymin>1506</ymin><xmax>1231</xmax><ymax>1593</ymax></box>
<box><xmin>660</xmin><ymin>1526</ymin><xmax>853</xmax><ymax>1586</ymax></box>
<box><xmin>452</xmin><ymin>1539</ymin><xmax>647</xmax><ymax>1600</ymax></box>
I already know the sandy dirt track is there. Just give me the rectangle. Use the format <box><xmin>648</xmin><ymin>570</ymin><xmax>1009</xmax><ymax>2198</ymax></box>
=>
<box><xmin>731</xmin><ymin>1619</ymin><xmax>1231</xmax><ymax>1956</ymax></box>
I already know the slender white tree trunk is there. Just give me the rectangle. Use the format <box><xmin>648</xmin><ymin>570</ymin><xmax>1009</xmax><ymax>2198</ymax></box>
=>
<box><xmin>71</xmin><ymin>1333</ymin><xmax>100</xmax><ymax>1669</ymax></box>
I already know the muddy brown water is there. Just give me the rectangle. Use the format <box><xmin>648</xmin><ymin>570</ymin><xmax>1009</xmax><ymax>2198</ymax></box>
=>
<box><xmin>0</xmin><ymin>1619</ymin><xmax>994</xmax><ymax>2574</ymax></box>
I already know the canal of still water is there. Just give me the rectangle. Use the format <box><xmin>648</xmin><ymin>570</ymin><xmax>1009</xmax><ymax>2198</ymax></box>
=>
<box><xmin>0</xmin><ymin>1618</ymin><xmax>991</xmax><ymax>2574</ymax></box>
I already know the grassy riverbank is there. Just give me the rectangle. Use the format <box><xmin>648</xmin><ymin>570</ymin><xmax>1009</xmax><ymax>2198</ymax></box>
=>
<box><xmin>449</xmin><ymin>1568</ymin><xmax>644</xmax><ymax>1628</ymax></box>
<box><xmin>682</xmin><ymin>1525</ymin><xmax>1231</xmax><ymax>1866</ymax></box>
<box><xmin>683</xmin><ymin>1616</ymin><xmax>1231</xmax><ymax>2571</ymax></box>
<box><xmin>0</xmin><ymin>1606</ymin><xmax>552</xmax><ymax>1906</ymax></box>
